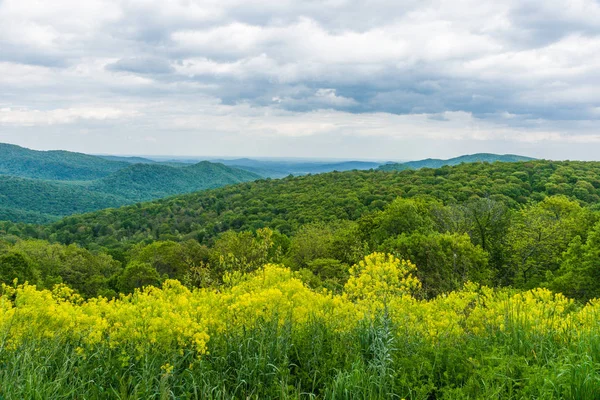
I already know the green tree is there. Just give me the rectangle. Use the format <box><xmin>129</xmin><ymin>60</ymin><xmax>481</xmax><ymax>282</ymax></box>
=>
<box><xmin>129</xmin><ymin>240</ymin><xmax>209</xmax><ymax>281</ymax></box>
<box><xmin>381</xmin><ymin>232</ymin><xmax>490</xmax><ymax>297</ymax></box>
<box><xmin>0</xmin><ymin>252</ymin><xmax>38</xmax><ymax>285</ymax></box>
<box><xmin>370</xmin><ymin>198</ymin><xmax>435</xmax><ymax>244</ymax></box>
<box><xmin>210</xmin><ymin>228</ymin><xmax>283</xmax><ymax>276</ymax></box>
<box><xmin>118</xmin><ymin>261</ymin><xmax>162</xmax><ymax>293</ymax></box>
<box><xmin>551</xmin><ymin>222</ymin><xmax>600</xmax><ymax>301</ymax></box>
<box><xmin>506</xmin><ymin>196</ymin><xmax>590</xmax><ymax>288</ymax></box>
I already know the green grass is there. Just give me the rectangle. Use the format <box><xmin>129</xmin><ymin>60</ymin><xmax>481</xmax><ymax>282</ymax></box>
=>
<box><xmin>1</xmin><ymin>315</ymin><xmax>599</xmax><ymax>399</ymax></box>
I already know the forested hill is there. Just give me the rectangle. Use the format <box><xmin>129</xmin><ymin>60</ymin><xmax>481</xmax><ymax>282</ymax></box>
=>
<box><xmin>17</xmin><ymin>159</ymin><xmax>599</xmax><ymax>250</ymax></box>
<box><xmin>0</xmin><ymin>143</ymin><xmax>130</xmax><ymax>180</ymax></box>
<box><xmin>0</xmin><ymin>176</ymin><xmax>128</xmax><ymax>223</ymax></box>
<box><xmin>0</xmin><ymin>144</ymin><xmax>261</xmax><ymax>223</ymax></box>
<box><xmin>378</xmin><ymin>153</ymin><xmax>535</xmax><ymax>171</ymax></box>
<box><xmin>0</xmin><ymin>162</ymin><xmax>259</xmax><ymax>223</ymax></box>
<box><xmin>89</xmin><ymin>162</ymin><xmax>261</xmax><ymax>202</ymax></box>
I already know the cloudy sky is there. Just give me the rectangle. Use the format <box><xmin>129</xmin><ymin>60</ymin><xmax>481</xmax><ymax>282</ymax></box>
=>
<box><xmin>1</xmin><ymin>0</ymin><xmax>600</xmax><ymax>160</ymax></box>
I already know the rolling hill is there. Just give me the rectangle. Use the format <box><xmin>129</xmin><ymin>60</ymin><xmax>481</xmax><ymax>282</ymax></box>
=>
<box><xmin>89</xmin><ymin>162</ymin><xmax>261</xmax><ymax>202</ymax></box>
<box><xmin>0</xmin><ymin>144</ymin><xmax>537</xmax><ymax>224</ymax></box>
<box><xmin>0</xmin><ymin>143</ymin><xmax>130</xmax><ymax>181</ymax></box>
<box><xmin>19</xmin><ymin>159</ymin><xmax>600</xmax><ymax>250</ymax></box>
<box><xmin>0</xmin><ymin>176</ymin><xmax>129</xmax><ymax>223</ymax></box>
<box><xmin>0</xmin><ymin>144</ymin><xmax>262</xmax><ymax>222</ymax></box>
<box><xmin>378</xmin><ymin>153</ymin><xmax>535</xmax><ymax>171</ymax></box>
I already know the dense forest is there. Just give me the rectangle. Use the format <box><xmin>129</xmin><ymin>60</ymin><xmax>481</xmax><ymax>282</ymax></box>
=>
<box><xmin>3</xmin><ymin>158</ymin><xmax>600</xmax><ymax>398</ymax></box>
<box><xmin>0</xmin><ymin>143</ymin><xmax>131</xmax><ymax>181</ymax></box>
<box><xmin>0</xmin><ymin>144</ymin><xmax>261</xmax><ymax>222</ymax></box>
<box><xmin>1</xmin><ymin>159</ymin><xmax>600</xmax><ymax>302</ymax></box>
<box><xmin>0</xmin><ymin>144</ymin><xmax>538</xmax><ymax>224</ymax></box>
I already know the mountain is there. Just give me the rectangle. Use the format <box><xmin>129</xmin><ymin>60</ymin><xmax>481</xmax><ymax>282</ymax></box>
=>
<box><xmin>0</xmin><ymin>143</ymin><xmax>130</xmax><ymax>181</ymax></box>
<box><xmin>96</xmin><ymin>155</ymin><xmax>157</xmax><ymax>164</ymax></box>
<box><xmin>378</xmin><ymin>153</ymin><xmax>535</xmax><ymax>171</ymax></box>
<box><xmin>23</xmin><ymin>159</ymin><xmax>600</xmax><ymax>251</ymax></box>
<box><xmin>89</xmin><ymin>162</ymin><xmax>261</xmax><ymax>202</ymax></box>
<box><xmin>0</xmin><ymin>144</ymin><xmax>261</xmax><ymax>222</ymax></box>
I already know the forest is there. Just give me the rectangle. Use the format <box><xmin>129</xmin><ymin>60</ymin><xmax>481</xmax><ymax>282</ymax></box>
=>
<box><xmin>2</xmin><ymin>159</ymin><xmax>600</xmax><ymax>398</ymax></box>
<box><xmin>0</xmin><ymin>144</ymin><xmax>261</xmax><ymax>223</ymax></box>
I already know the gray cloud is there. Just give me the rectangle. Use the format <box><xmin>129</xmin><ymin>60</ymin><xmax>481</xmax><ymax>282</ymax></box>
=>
<box><xmin>1</xmin><ymin>0</ymin><xmax>600</xmax><ymax>159</ymax></box>
<box><xmin>106</xmin><ymin>57</ymin><xmax>175</xmax><ymax>74</ymax></box>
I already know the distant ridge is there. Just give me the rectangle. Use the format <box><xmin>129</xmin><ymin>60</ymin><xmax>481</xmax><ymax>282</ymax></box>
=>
<box><xmin>378</xmin><ymin>153</ymin><xmax>535</xmax><ymax>172</ymax></box>
<box><xmin>213</xmin><ymin>158</ymin><xmax>381</xmax><ymax>178</ymax></box>
<box><xmin>96</xmin><ymin>155</ymin><xmax>157</xmax><ymax>164</ymax></box>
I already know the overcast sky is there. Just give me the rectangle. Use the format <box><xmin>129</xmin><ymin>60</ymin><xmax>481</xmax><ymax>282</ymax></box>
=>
<box><xmin>1</xmin><ymin>0</ymin><xmax>600</xmax><ymax>160</ymax></box>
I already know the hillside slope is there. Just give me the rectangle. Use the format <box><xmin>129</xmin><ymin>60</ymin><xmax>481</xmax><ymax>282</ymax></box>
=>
<box><xmin>378</xmin><ymin>153</ymin><xmax>534</xmax><ymax>171</ymax></box>
<box><xmin>0</xmin><ymin>176</ymin><xmax>130</xmax><ymax>222</ymax></box>
<box><xmin>0</xmin><ymin>144</ymin><xmax>261</xmax><ymax>222</ymax></box>
<box><xmin>0</xmin><ymin>143</ymin><xmax>129</xmax><ymax>180</ymax></box>
<box><xmin>89</xmin><ymin>162</ymin><xmax>261</xmax><ymax>202</ymax></box>
<box><xmin>27</xmin><ymin>159</ymin><xmax>600</xmax><ymax>249</ymax></box>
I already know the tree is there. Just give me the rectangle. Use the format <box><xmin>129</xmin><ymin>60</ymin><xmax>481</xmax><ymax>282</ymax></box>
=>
<box><xmin>380</xmin><ymin>232</ymin><xmax>490</xmax><ymax>297</ymax></box>
<box><xmin>0</xmin><ymin>252</ymin><xmax>38</xmax><ymax>285</ymax></box>
<box><xmin>370</xmin><ymin>198</ymin><xmax>435</xmax><ymax>244</ymax></box>
<box><xmin>129</xmin><ymin>240</ymin><xmax>209</xmax><ymax>281</ymax></box>
<box><xmin>59</xmin><ymin>245</ymin><xmax>121</xmax><ymax>298</ymax></box>
<box><xmin>118</xmin><ymin>261</ymin><xmax>162</xmax><ymax>293</ymax></box>
<box><xmin>506</xmin><ymin>196</ymin><xmax>589</xmax><ymax>288</ymax></box>
<box><xmin>210</xmin><ymin>228</ymin><xmax>283</xmax><ymax>276</ymax></box>
<box><xmin>551</xmin><ymin>222</ymin><xmax>600</xmax><ymax>302</ymax></box>
<box><xmin>304</xmin><ymin>258</ymin><xmax>349</xmax><ymax>292</ymax></box>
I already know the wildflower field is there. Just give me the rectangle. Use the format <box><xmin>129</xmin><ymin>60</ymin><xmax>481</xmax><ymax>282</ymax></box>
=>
<box><xmin>0</xmin><ymin>253</ymin><xmax>599</xmax><ymax>399</ymax></box>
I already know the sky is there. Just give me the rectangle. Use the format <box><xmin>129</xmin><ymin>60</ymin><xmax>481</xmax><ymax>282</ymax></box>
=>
<box><xmin>1</xmin><ymin>0</ymin><xmax>600</xmax><ymax>161</ymax></box>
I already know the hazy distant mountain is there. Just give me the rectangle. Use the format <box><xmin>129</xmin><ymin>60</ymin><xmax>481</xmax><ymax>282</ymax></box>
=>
<box><xmin>378</xmin><ymin>153</ymin><xmax>535</xmax><ymax>171</ymax></box>
<box><xmin>214</xmin><ymin>158</ymin><xmax>381</xmax><ymax>178</ymax></box>
<box><xmin>96</xmin><ymin>155</ymin><xmax>157</xmax><ymax>164</ymax></box>
<box><xmin>97</xmin><ymin>155</ymin><xmax>191</xmax><ymax>167</ymax></box>
<box><xmin>0</xmin><ymin>143</ymin><xmax>129</xmax><ymax>181</ymax></box>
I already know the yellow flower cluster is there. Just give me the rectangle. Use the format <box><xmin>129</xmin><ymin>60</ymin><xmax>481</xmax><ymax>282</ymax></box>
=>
<box><xmin>0</xmin><ymin>253</ymin><xmax>598</xmax><ymax>357</ymax></box>
<box><xmin>345</xmin><ymin>253</ymin><xmax>421</xmax><ymax>303</ymax></box>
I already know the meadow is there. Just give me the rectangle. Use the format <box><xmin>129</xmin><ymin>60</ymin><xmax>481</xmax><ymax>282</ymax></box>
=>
<box><xmin>1</xmin><ymin>253</ymin><xmax>599</xmax><ymax>399</ymax></box>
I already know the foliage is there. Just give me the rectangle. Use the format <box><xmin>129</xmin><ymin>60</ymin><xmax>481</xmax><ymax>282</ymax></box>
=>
<box><xmin>506</xmin><ymin>196</ymin><xmax>592</xmax><ymax>288</ymax></box>
<box><xmin>0</xmin><ymin>144</ymin><xmax>260</xmax><ymax>223</ymax></box>
<box><xmin>0</xmin><ymin>143</ymin><xmax>129</xmax><ymax>181</ymax></box>
<box><xmin>551</xmin><ymin>221</ymin><xmax>600</xmax><ymax>302</ymax></box>
<box><xmin>1</xmin><ymin>258</ymin><xmax>600</xmax><ymax>398</ymax></box>
<box><xmin>15</xmin><ymin>159</ymin><xmax>600</xmax><ymax>252</ymax></box>
<box><xmin>88</xmin><ymin>161</ymin><xmax>261</xmax><ymax>202</ymax></box>
<box><xmin>381</xmin><ymin>232</ymin><xmax>490</xmax><ymax>297</ymax></box>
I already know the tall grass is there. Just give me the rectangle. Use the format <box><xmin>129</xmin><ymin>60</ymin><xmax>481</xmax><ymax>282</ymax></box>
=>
<box><xmin>1</xmin><ymin>311</ymin><xmax>599</xmax><ymax>399</ymax></box>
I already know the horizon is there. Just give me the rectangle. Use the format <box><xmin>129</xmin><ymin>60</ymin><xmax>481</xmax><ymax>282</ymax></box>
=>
<box><xmin>1</xmin><ymin>141</ymin><xmax>547</xmax><ymax>163</ymax></box>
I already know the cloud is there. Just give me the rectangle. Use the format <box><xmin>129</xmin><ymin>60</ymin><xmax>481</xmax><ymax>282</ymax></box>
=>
<box><xmin>0</xmin><ymin>106</ymin><xmax>140</xmax><ymax>126</ymax></box>
<box><xmin>106</xmin><ymin>57</ymin><xmax>175</xmax><ymax>74</ymax></box>
<box><xmin>1</xmin><ymin>0</ymin><xmax>600</xmax><ymax>159</ymax></box>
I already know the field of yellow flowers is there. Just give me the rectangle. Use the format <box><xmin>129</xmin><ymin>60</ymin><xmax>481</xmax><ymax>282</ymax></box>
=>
<box><xmin>1</xmin><ymin>253</ymin><xmax>599</xmax><ymax>399</ymax></box>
